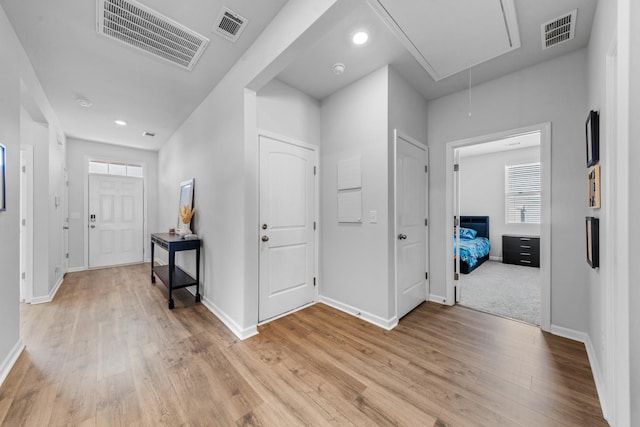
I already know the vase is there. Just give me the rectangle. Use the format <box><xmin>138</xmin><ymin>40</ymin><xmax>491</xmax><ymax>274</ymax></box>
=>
<box><xmin>178</xmin><ymin>225</ymin><xmax>191</xmax><ymax>237</ymax></box>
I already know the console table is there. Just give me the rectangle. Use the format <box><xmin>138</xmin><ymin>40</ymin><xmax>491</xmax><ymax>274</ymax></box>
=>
<box><xmin>150</xmin><ymin>233</ymin><xmax>201</xmax><ymax>309</ymax></box>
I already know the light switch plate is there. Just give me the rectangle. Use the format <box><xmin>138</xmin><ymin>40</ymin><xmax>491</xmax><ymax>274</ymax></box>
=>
<box><xmin>369</xmin><ymin>210</ymin><xmax>377</xmax><ymax>223</ymax></box>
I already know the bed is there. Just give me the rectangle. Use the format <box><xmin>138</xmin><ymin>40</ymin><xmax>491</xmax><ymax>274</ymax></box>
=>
<box><xmin>455</xmin><ymin>216</ymin><xmax>491</xmax><ymax>274</ymax></box>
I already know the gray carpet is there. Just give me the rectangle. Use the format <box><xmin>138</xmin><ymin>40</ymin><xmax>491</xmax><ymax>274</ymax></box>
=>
<box><xmin>459</xmin><ymin>260</ymin><xmax>540</xmax><ymax>325</ymax></box>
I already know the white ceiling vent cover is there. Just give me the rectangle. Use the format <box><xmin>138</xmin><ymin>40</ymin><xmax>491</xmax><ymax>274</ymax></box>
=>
<box><xmin>213</xmin><ymin>7</ymin><xmax>248</xmax><ymax>43</ymax></box>
<box><xmin>541</xmin><ymin>9</ymin><xmax>577</xmax><ymax>50</ymax></box>
<box><xmin>96</xmin><ymin>0</ymin><xmax>210</xmax><ymax>70</ymax></box>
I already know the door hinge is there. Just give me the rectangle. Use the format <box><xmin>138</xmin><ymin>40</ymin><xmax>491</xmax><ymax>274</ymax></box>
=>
<box><xmin>425</xmin><ymin>272</ymin><xmax>428</xmax><ymax>280</ymax></box>
<box><xmin>454</xmin><ymin>164</ymin><xmax>459</xmax><ymax>172</ymax></box>
<box><xmin>454</xmin><ymin>272</ymin><xmax>460</xmax><ymax>280</ymax></box>
<box><xmin>313</xmin><ymin>221</ymin><xmax>316</xmax><ymax>230</ymax></box>
<box><xmin>22</xmin><ymin>219</ymin><xmax>26</xmax><ymax>226</ymax></box>
<box><xmin>454</xmin><ymin>216</ymin><xmax>459</xmax><ymax>227</ymax></box>
<box><xmin>313</xmin><ymin>277</ymin><xmax>316</xmax><ymax>287</ymax></box>
<box><xmin>314</xmin><ymin>166</ymin><xmax>317</xmax><ymax>175</ymax></box>
<box><xmin>22</xmin><ymin>165</ymin><xmax>26</xmax><ymax>173</ymax></box>
<box><xmin>425</xmin><ymin>165</ymin><xmax>428</xmax><ymax>173</ymax></box>
<box><xmin>21</xmin><ymin>272</ymin><xmax>26</xmax><ymax>280</ymax></box>
<box><xmin>66</xmin><ymin>253</ymin><xmax>69</xmax><ymax>259</ymax></box>
<box><xmin>425</xmin><ymin>218</ymin><xmax>428</xmax><ymax>227</ymax></box>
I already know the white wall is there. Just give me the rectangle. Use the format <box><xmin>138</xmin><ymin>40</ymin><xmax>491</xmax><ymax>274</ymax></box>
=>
<box><xmin>0</xmin><ymin>5</ymin><xmax>23</xmax><ymax>382</ymax></box>
<box><xmin>157</xmin><ymin>0</ymin><xmax>350</xmax><ymax>338</ymax></box>
<box><xmin>459</xmin><ymin>146</ymin><xmax>540</xmax><ymax>258</ymax></box>
<box><xmin>257</xmin><ymin>78</ymin><xmax>321</xmax><ymax>146</ymax></box>
<box><xmin>66</xmin><ymin>138</ymin><xmax>159</xmax><ymax>270</ymax></box>
<box><xmin>320</xmin><ymin>66</ymin><xmax>390</xmax><ymax>321</ymax></box>
<box><xmin>0</xmin><ymin>3</ymin><xmax>64</xmax><ymax>382</ymax></box>
<box><xmin>427</xmin><ymin>49</ymin><xmax>589</xmax><ymax>332</ymax></box>
<box><xmin>586</xmin><ymin>0</ymin><xmax>618</xmax><ymax>421</ymax></box>
<box><xmin>626</xmin><ymin>0</ymin><xmax>640</xmax><ymax>424</ymax></box>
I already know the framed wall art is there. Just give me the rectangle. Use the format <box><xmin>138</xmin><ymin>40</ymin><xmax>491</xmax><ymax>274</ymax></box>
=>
<box><xmin>588</xmin><ymin>164</ymin><xmax>601</xmax><ymax>209</ymax></box>
<box><xmin>586</xmin><ymin>110</ymin><xmax>599</xmax><ymax>167</ymax></box>
<box><xmin>586</xmin><ymin>216</ymin><xmax>599</xmax><ymax>268</ymax></box>
<box><xmin>0</xmin><ymin>144</ymin><xmax>5</xmax><ymax>212</ymax></box>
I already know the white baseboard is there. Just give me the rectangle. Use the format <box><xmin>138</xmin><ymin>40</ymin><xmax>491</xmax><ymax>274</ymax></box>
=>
<box><xmin>66</xmin><ymin>266</ymin><xmax>86</xmax><ymax>273</ymax></box>
<box><xmin>200</xmin><ymin>296</ymin><xmax>258</xmax><ymax>341</ymax></box>
<box><xmin>319</xmin><ymin>296</ymin><xmax>398</xmax><ymax>330</ymax></box>
<box><xmin>429</xmin><ymin>294</ymin><xmax>448</xmax><ymax>305</ymax></box>
<box><xmin>489</xmin><ymin>256</ymin><xmax>503</xmax><ymax>262</ymax></box>
<box><xmin>32</xmin><ymin>275</ymin><xmax>64</xmax><ymax>304</ymax></box>
<box><xmin>550</xmin><ymin>324</ymin><xmax>608</xmax><ymax>420</ymax></box>
<box><xmin>0</xmin><ymin>340</ymin><xmax>25</xmax><ymax>388</ymax></box>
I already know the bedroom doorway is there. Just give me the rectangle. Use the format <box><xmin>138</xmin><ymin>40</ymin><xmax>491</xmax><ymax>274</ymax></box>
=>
<box><xmin>446</xmin><ymin>124</ymin><xmax>551</xmax><ymax>331</ymax></box>
<box><xmin>455</xmin><ymin>132</ymin><xmax>541</xmax><ymax>325</ymax></box>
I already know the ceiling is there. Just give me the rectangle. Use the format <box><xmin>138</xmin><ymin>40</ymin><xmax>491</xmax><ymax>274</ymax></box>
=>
<box><xmin>1</xmin><ymin>0</ymin><xmax>597</xmax><ymax>151</ymax></box>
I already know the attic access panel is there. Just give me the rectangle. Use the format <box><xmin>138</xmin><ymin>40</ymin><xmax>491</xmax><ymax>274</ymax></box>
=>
<box><xmin>371</xmin><ymin>0</ymin><xmax>521</xmax><ymax>81</ymax></box>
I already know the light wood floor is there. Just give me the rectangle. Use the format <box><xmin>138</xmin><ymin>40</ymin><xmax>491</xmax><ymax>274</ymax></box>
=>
<box><xmin>0</xmin><ymin>263</ymin><xmax>607</xmax><ymax>426</ymax></box>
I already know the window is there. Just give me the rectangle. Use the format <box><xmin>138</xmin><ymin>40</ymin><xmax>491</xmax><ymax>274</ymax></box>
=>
<box><xmin>505</xmin><ymin>162</ymin><xmax>541</xmax><ymax>224</ymax></box>
<box><xmin>88</xmin><ymin>160</ymin><xmax>143</xmax><ymax>178</ymax></box>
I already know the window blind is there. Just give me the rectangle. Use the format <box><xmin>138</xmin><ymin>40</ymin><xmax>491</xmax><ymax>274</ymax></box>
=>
<box><xmin>505</xmin><ymin>162</ymin><xmax>541</xmax><ymax>224</ymax></box>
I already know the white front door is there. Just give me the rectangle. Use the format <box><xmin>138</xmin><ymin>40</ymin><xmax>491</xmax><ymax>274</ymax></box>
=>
<box><xmin>259</xmin><ymin>134</ymin><xmax>317</xmax><ymax>322</ymax></box>
<box><xmin>89</xmin><ymin>174</ymin><xmax>144</xmax><ymax>268</ymax></box>
<box><xmin>396</xmin><ymin>132</ymin><xmax>427</xmax><ymax>319</ymax></box>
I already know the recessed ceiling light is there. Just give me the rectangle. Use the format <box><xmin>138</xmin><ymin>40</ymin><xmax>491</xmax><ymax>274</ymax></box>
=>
<box><xmin>114</xmin><ymin>120</ymin><xmax>128</xmax><ymax>126</ymax></box>
<box><xmin>76</xmin><ymin>98</ymin><xmax>93</xmax><ymax>108</ymax></box>
<box><xmin>352</xmin><ymin>31</ymin><xmax>369</xmax><ymax>45</ymax></box>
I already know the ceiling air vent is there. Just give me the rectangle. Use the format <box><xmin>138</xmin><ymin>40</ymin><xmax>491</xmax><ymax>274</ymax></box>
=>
<box><xmin>541</xmin><ymin>9</ymin><xmax>577</xmax><ymax>50</ymax></box>
<box><xmin>96</xmin><ymin>0</ymin><xmax>210</xmax><ymax>71</ymax></box>
<box><xmin>213</xmin><ymin>7</ymin><xmax>248</xmax><ymax>43</ymax></box>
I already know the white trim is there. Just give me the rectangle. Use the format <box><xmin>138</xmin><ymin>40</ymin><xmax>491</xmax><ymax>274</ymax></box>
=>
<box><xmin>444</xmin><ymin>123</ymin><xmax>552</xmax><ymax>331</ymax></box>
<box><xmin>201</xmin><ymin>296</ymin><xmax>258</xmax><ymax>340</ymax></box>
<box><xmin>319</xmin><ymin>296</ymin><xmax>398</xmax><ymax>330</ymax></box>
<box><xmin>66</xmin><ymin>266</ymin><xmax>86</xmax><ymax>273</ymax></box>
<box><xmin>258</xmin><ymin>301</ymin><xmax>316</xmax><ymax>326</ymax></box>
<box><xmin>258</xmin><ymin>129</ymin><xmax>318</xmax><ymax>151</ymax></box>
<box><xmin>429</xmin><ymin>294</ymin><xmax>447</xmax><ymax>304</ymax></box>
<box><xmin>0</xmin><ymin>340</ymin><xmax>25</xmax><ymax>388</ymax></box>
<box><xmin>550</xmin><ymin>325</ymin><xmax>608</xmax><ymax>419</ymax></box>
<box><xmin>31</xmin><ymin>275</ymin><xmax>64</xmax><ymax>304</ymax></box>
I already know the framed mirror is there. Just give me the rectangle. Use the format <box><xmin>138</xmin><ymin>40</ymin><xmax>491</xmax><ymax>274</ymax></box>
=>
<box><xmin>177</xmin><ymin>178</ymin><xmax>194</xmax><ymax>229</ymax></box>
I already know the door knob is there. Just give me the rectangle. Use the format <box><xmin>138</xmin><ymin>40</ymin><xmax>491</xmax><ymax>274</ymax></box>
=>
<box><xmin>398</xmin><ymin>234</ymin><xmax>407</xmax><ymax>240</ymax></box>
<box><xmin>261</xmin><ymin>235</ymin><xmax>269</xmax><ymax>242</ymax></box>
<box><xmin>90</xmin><ymin>225</ymin><xmax>96</xmax><ymax>229</ymax></box>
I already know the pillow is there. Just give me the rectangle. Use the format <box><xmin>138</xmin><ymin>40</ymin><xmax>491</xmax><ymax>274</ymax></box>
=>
<box><xmin>459</xmin><ymin>227</ymin><xmax>477</xmax><ymax>240</ymax></box>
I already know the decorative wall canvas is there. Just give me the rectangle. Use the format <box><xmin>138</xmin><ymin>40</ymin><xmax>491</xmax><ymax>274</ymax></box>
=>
<box><xmin>586</xmin><ymin>110</ymin><xmax>599</xmax><ymax>167</ymax></box>
<box><xmin>586</xmin><ymin>216</ymin><xmax>599</xmax><ymax>268</ymax></box>
<box><xmin>588</xmin><ymin>164</ymin><xmax>601</xmax><ymax>208</ymax></box>
<box><xmin>0</xmin><ymin>144</ymin><xmax>5</xmax><ymax>212</ymax></box>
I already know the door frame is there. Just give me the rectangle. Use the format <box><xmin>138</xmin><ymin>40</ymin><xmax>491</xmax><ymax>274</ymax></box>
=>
<box><xmin>257</xmin><ymin>129</ymin><xmax>320</xmax><ymax>323</ymax></box>
<box><xmin>444</xmin><ymin>122</ymin><xmax>551</xmax><ymax>332</ymax></box>
<box><xmin>83</xmin><ymin>155</ymin><xmax>149</xmax><ymax>270</ymax></box>
<box><xmin>393</xmin><ymin>130</ymin><xmax>429</xmax><ymax>320</ymax></box>
<box><xmin>19</xmin><ymin>145</ymin><xmax>34</xmax><ymax>304</ymax></box>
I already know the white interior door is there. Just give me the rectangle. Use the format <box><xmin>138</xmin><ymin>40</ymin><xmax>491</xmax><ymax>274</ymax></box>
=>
<box><xmin>19</xmin><ymin>149</ymin><xmax>33</xmax><ymax>303</ymax></box>
<box><xmin>259</xmin><ymin>134</ymin><xmax>317</xmax><ymax>322</ymax></box>
<box><xmin>89</xmin><ymin>174</ymin><xmax>144</xmax><ymax>268</ymax></box>
<box><xmin>396</xmin><ymin>132</ymin><xmax>427</xmax><ymax>319</ymax></box>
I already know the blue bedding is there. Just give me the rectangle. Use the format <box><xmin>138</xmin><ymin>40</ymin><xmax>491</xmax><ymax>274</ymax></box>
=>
<box><xmin>454</xmin><ymin>235</ymin><xmax>491</xmax><ymax>268</ymax></box>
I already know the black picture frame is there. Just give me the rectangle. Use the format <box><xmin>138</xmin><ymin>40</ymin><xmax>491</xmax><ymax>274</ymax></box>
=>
<box><xmin>586</xmin><ymin>110</ymin><xmax>599</xmax><ymax>167</ymax></box>
<box><xmin>0</xmin><ymin>144</ymin><xmax>5</xmax><ymax>212</ymax></box>
<box><xmin>586</xmin><ymin>216</ymin><xmax>599</xmax><ymax>268</ymax></box>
